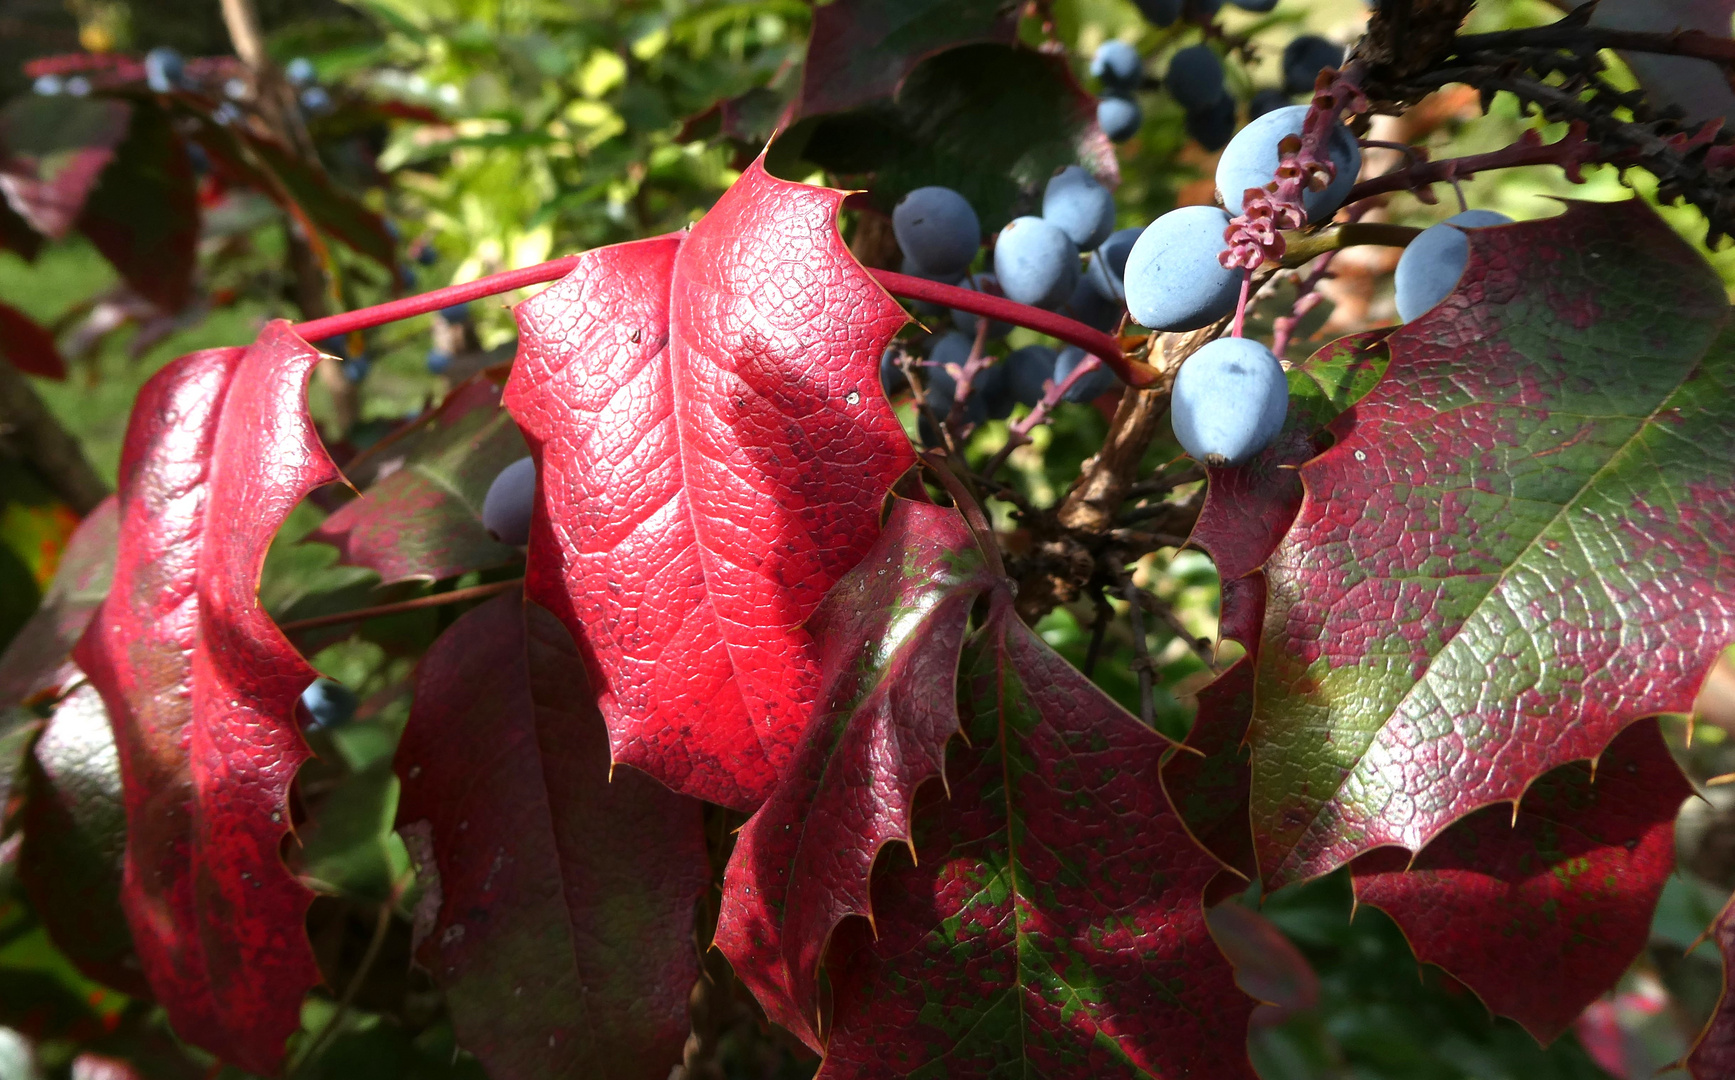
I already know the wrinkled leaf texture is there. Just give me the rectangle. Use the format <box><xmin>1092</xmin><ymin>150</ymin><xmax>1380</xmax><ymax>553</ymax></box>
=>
<box><xmin>1247</xmin><ymin>200</ymin><xmax>1735</xmax><ymax>885</ymax></box>
<box><xmin>396</xmin><ymin>589</ymin><xmax>708</xmax><ymax>1080</ymax></box>
<box><xmin>505</xmin><ymin>159</ymin><xmax>915</xmax><ymax>810</ymax></box>
<box><xmin>73</xmin><ymin>324</ymin><xmax>336</xmax><ymax>1072</ymax></box>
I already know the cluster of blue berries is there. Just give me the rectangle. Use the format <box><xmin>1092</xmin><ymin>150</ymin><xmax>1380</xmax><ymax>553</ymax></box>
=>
<box><xmin>38</xmin><ymin>47</ymin><xmax>335</xmax><ymax>116</ymax></box>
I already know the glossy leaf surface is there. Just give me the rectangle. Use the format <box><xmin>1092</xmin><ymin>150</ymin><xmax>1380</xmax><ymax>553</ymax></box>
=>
<box><xmin>0</xmin><ymin>95</ymin><xmax>131</xmax><ymax>239</ymax></box>
<box><xmin>312</xmin><ymin>378</ymin><xmax>526</xmax><ymax>584</ymax></box>
<box><xmin>20</xmin><ymin>683</ymin><xmax>148</xmax><ymax>998</ymax></box>
<box><xmin>798</xmin><ymin>0</ymin><xmax>1019</xmax><ymax>118</ymax></box>
<box><xmin>0</xmin><ymin>497</ymin><xmax>116</xmax><ymax>709</ymax></box>
<box><xmin>1249</xmin><ymin>200</ymin><xmax>1735</xmax><ymax>885</ymax></box>
<box><xmin>1352</xmin><ymin>717</ymin><xmax>1690</xmax><ymax>1044</ymax></box>
<box><xmin>821</xmin><ymin>591</ymin><xmax>1255</xmax><ymax>1079</ymax></box>
<box><xmin>0</xmin><ymin>299</ymin><xmax>66</xmax><ymax>380</ymax></box>
<box><xmin>716</xmin><ymin>499</ymin><xmax>997</xmax><ymax>1048</ymax></box>
<box><xmin>395</xmin><ymin>589</ymin><xmax>708</xmax><ymax>1080</ymax></box>
<box><xmin>506</xmin><ymin>161</ymin><xmax>913</xmax><ymax>809</ymax></box>
<box><xmin>72</xmin><ymin>325</ymin><xmax>337</xmax><ymax>1071</ymax></box>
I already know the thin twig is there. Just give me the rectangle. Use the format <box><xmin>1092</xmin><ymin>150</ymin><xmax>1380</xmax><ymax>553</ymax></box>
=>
<box><xmin>278</xmin><ymin>579</ymin><xmax>522</xmax><ymax>633</ymax></box>
<box><xmin>291</xmin><ymin>902</ymin><xmax>393</xmax><ymax>1075</ymax></box>
<box><xmin>1121</xmin><ymin>580</ymin><xmax>1156</xmax><ymax>729</ymax></box>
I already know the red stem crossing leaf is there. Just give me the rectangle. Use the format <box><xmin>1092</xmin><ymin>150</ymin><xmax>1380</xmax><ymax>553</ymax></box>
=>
<box><xmin>715</xmin><ymin>498</ymin><xmax>998</xmax><ymax>1049</ymax></box>
<box><xmin>73</xmin><ymin>323</ymin><xmax>337</xmax><ymax>1072</ymax></box>
<box><xmin>1249</xmin><ymin>199</ymin><xmax>1735</xmax><ymax>886</ymax></box>
<box><xmin>505</xmin><ymin>160</ymin><xmax>914</xmax><ymax>810</ymax></box>
<box><xmin>1352</xmin><ymin>717</ymin><xmax>1691</xmax><ymax>1044</ymax></box>
<box><xmin>394</xmin><ymin>589</ymin><xmax>709</xmax><ymax>1080</ymax></box>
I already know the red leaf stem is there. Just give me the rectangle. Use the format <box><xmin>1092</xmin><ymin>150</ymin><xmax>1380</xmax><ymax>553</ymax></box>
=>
<box><xmin>1347</xmin><ymin>126</ymin><xmax>1602</xmax><ymax>204</ymax></box>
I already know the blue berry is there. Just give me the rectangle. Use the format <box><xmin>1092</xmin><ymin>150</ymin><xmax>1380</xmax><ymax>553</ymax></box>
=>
<box><xmin>1123</xmin><ymin>206</ymin><xmax>1244</xmax><ymax>333</ymax></box>
<box><xmin>1086</xmin><ymin>227</ymin><xmax>1144</xmax><ymax>303</ymax></box>
<box><xmin>952</xmin><ymin>274</ymin><xmax>1013</xmax><ymax>340</ymax></box>
<box><xmin>1185</xmin><ymin>95</ymin><xmax>1237</xmax><ymax>152</ymax></box>
<box><xmin>1133</xmin><ymin>0</ymin><xmax>1183</xmax><ymax>26</ymax></box>
<box><xmin>1166</xmin><ymin>46</ymin><xmax>1226</xmax><ymax>112</ymax></box>
<box><xmin>341</xmin><ymin>355</ymin><xmax>371</xmax><ymax>382</ymax></box>
<box><xmin>1216</xmin><ymin>105</ymin><xmax>1361</xmax><ymax>223</ymax></box>
<box><xmin>300</xmin><ymin>679</ymin><xmax>358</xmax><ymax>730</ymax></box>
<box><xmin>300</xmin><ymin>86</ymin><xmax>332</xmax><ymax>113</ymax></box>
<box><xmin>1186</xmin><ymin>0</ymin><xmax>1224</xmax><ymax>20</ymax></box>
<box><xmin>483</xmin><ymin>456</ymin><xmax>537</xmax><ymax>545</ymax></box>
<box><xmin>1043</xmin><ymin>166</ymin><xmax>1117</xmax><ymax>251</ymax></box>
<box><xmin>439</xmin><ymin>302</ymin><xmax>473</xmax><ymax>324</ymax></box>
<box><xmin>924</xmin><ymin>333</ymin><xmax>986</xmax><ymax>423</ymax></box>
<box><xmin>1283</xmin><ymin>36</ymin><xmax>1344</xmax><ymax>96</ymax></box>
<box><xmin>416</xmin><ymin>243</ymin><xmax>440</xmax><ymax>266</ymax></box>
<box><xmin>993</xmin><ymin>216</ymin><xmax>1079</xmax><ymax>309</ymax></box>
<box><xmin>1092</xmin><ymin>41</ymin><xmax>1143</xmax><ymax>91</ymax></box>
<box><xmin>978</xmin><ymin>362</ymin><xmax>1015</xmax><ymax>421</ymax></box>
<box><xmin>64</xmin><ymin>77</ymin><xmax>91</xmax><ymax>97</ymax></box>
<box><xmin>1248</xmin><ymin>88</ymin><xmax>1291</xmax><ymax>120</ymax></box>
<box><xmin>285</xmin><ymin>57</ymin><xmax>317</xmax><ymax>87</ymax></box>
<box><xmin>33</xmin><ymin>75</ymin><xmax>63</xmax><ymax>96</ymax></box>
<box><xmin>144</xmin><ymin>47</ymin><xmax>184</xmax><ymax>93</ymax></box>
<box><xmin>1063</xmin><ymin>275</ymin><xmax>1123</xmax><ymax>333</ymax></box>
<box><xmin>1170</xmin><ymin>337</ymin><xmax>1288</xmax><ymax>466</ymax></box>
<box><xmin>427</xmin><ymin>348</ymin><xmax>453</xmax><ymax>375</ymax></box>
<box><xmin>1054</xmin><ymin>346</ymin><xmax>1121</xmax><ymax>404</ymax></box>
<box><xmin>880</xmin><ymin>346</ymin><xmax>908</xmax><ymax>398</ymax></box>
<box><xmin>1004</xmin><ymin>345</ymin><xmax>1057</xmax><ymax>407</ymax></box>
<box><xmin>1097</xmin><ymin>96</ymin><xmax>1144</xmax><ymax>143</ymax></box>
<box><xmin>1393</xmin><ymin>210</ymin><xmax>1511</xmax><ymax>322</ymax></box>
<box><xmin>1228</xmin><ymin>0</ymin><xmax>1278</xmax><ymax>9</ymax></box>
<box><xmin>893</xmin><ymin>187</ymin><xmax>980</xmax><ymax>279</ymax></box>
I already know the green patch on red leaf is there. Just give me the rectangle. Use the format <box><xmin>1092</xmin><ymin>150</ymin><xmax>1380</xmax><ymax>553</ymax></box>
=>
<box><xmin>716</xmin><ymin>498</ymin><xmax>998</xmax><ymax>1049</ymax></box>
<box><xmin>1352</xmin><ymin>717</ymin><xmax>1690</xmax><ymax>1045</ymax></box>
<box><xmin>1249</xmin><ymin>199</ymin><xmax>1735</xmax><ymax>886</ymax></box>
<box><xmin>394</xmin><ymin>589</ymin><xmax>708</xmax><ymax>1080</ymax></box>
<box><xmin>312</xmin><ymin>377</ymin><xmax>526</xmax><ymax>585</ymax></box>
<box><xmin>797</xmin><ymin>0</ymin><xmax>1021</xmax><ymax>118</ymax></box>
<box><xmin>819</xmin><ymin>589</ymin><xmax>1256</xmax><ymax>1079</ymax></box>
<box><xmin>0</xmin><ymin>94</ymin><xmax>131</xmax><ymax>239</ymax></box>
<box><xmin>72</xmin><ymin>326</ymin><xmax>338</xmax><ymax>1072</ymax></box>
<box><xmin>505</xmin><ymin>161</ymin><xmax>914</xmax><ymax>810</ymax></box>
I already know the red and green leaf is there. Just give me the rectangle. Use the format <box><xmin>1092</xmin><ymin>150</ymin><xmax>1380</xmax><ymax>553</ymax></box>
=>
<box><xmin>312</xmin><ymin>378</ymin><xmax>526</xmax><ymax>584</ymax></box>
<box><xmin>0</xmin><ymin>300</ymin><xmax>66</xmax><ymax>381</ymax></box>
<box><xmin>394</xmin><ymin>589</ymin><xmax>708</xmax><ymax>1080</ymax></box>
<box><xmin>505</xmin><ymin>161</ymin><xmax>914</xmax><ymax>810</ymax></box>
<box><xmin>0</xmin><ymin>94</ymin><xmax>131</xmax><ymax>239</ymax></box>
<box><xmin>1351</xmin><ymin>717</ymin><xmax>1690</xmax><ymax>1044</ymax></box>
<box><xmin>716</xmin><ymin>498</ymin><xmax>998</xmax><ymax>1048</ymax></box>
<box><xmin>797</xmin><ymin>0</ymin><xmax>1021</xmax><ymax>119</ymax></box>
<box><xmin>0</xmin><ymin>496</ymin><xmax>116</xmax><ymax>710</ymax></box>
<box><xmin>1248</xmin><ymin>199</ymin><xmax>1735</xmax><ymax>886</ymax></box>
<box><xmin>819</xmin><ymin>589</ymin><xmax>1256</xmax><ymax>1079</ymax></box>
<box><xmin>72</xmin><ymin>324</ymin><xmax>338</xmax><ymax>1072</ymax></box>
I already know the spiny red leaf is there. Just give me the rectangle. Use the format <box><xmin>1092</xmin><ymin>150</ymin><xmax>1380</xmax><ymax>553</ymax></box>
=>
<box><xmin>715</xmin><ymin>498</ymin><xmax>997</xmax><ymax>1049</ymax></box>
<box><xmin>505</xmin><ymin>160</ymin><xmax>914</xmax><ymax>810</ymax></box>
<box><xmin>0</xmin><ymin>95</ymin><xmax>131</xmax><ymax>239</ymax></box>
<box><xmin>21</xmin><ymin>683</ymin><xmax>150</xmax><ymax>998</ymax></box>
<box><xmin>797</xmin><ymin>0</ymin><xmax>1020</xmax><ymax>118</ymax></box>
<box><xmin>820</xmin><ymin>589</ymin><xmax>1256</xmax><ymax>1079</ymax></box>
<box><xmin>1689</xmin><ymin>888</ymin><xmax>1735</xmax><ymax>1078</ymax></box>
<box><xmin>73</xmin><ymin>323</ymin><xmax>337</xmax><ymax>1072</ymax></box>
<box><xmin>1352</xmin><ymin>717</ymin><xmax>1690</xmax><ymax>1044</ymax></box>
<box><xmin>75</xmin><ymin>101</ymin><xmax>198</xmax><ymax>312</ymax></box>
<box><xmin>311</xmin><ymin>378</ymin><xmax>525</xmax><ymax>584</ymax></box>
<box><xmin>0</xmin><ymin>299</ymin><xmax>66</xmax><ymax>380</ymax></box>
<box><xmin>394</xmin><ymin>589</ymin><xmax>708</xmax><ymax>1080</ymax></box>
<box><xmin>0</xmin><ymin>496</ymin><xmax>115</xmax><ymax>709</ymax></box>
<box><xmin>1249</xmin><ymin>199</ymin><xmax>1735</xmax><ymax>886</ymax></box>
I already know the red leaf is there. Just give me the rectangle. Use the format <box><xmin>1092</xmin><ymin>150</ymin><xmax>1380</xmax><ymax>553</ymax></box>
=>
<box><xmin>75</xmin><ymin>101</ymin><xmax>198</xmax><ymax>312</ymax></box>
<box><xmin>1205</xmin><ymin>900</ymin><xmax>1320</xmax><ymax>1027</ymax></box>
<box><xmin>0</xmin><ymin>299</ymin><xmax>66</xmax><ymax>380</ymax></box>
<box><xmin>1353</xmin><ymin>717</ymin><xmax>1690</xmax><ymax>1045</ymax></box>
<box><xmin>820</xmin><ymin>590</ymin><xmax>1256</xmax><ymax>1078</ymax></box>
<box><xmin>311</xmin><ymin>378</ymin><xmax>525</xmax><ymax>584</ymax></box>
<box><xmin>394</xmin><ymin>589</ymin><xmax>708</xmax><ymax>1080</ymax></box>
<box><xmin>1249</xmin><ymin>200</ymin><xmax>1735</xmax><ymax>886</ymax></box>
<box><xmin>0</xmin><ymin>95</ymin><xmax>131</xmax><ymax>239</ymax></box>
<box><xmin>73</xmin><ymin>323</ymin><xmax>338</xmax><ymax>1072</ymax></box>
<box><xmin>715</xmin><ymin>499</ymin><xmax>998</xmax><ymax>1048</ymax></box>
<box><xmin>1690</xmin><ymin>889</ymin><xmax>1735</xmax><ymax>1078</ymax></box>
<box><xmin>0</xmin><ymin>496</ymin><xmax>115</xmax><ymax>709</ymax></box>
<box><xmin>505</xmin><ymin>161</ymin><xmax>914</xmax><ymax>810</ymax></box>
<box><xmin>797</xmin><ymin>0</ymin><xmax>1020</xmax><ymax>118</ymax></box>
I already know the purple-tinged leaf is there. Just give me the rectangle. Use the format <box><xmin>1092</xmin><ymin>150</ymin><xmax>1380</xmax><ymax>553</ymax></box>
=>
<box><xmin>0</xmin><ymin>95</ymin><xmax>131</xmax><ymax>239</ymax></box>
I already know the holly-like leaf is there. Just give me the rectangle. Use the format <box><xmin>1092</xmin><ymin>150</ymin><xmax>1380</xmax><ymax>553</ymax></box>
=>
<box><xmin>394</xmin><ymin>589</ymin><xmax>708</xmax><ymax>1080</ymax></box>
<box><xmin>0</xmin><ymin>496</ymin><xmax>115</xmax><ymax>710</ymax></box>
<box><xmin>715</xmin><ymin>498</ymin><xmax>998</xmax><ymax>1048</ymax></box>
<box><xmin>1352</xmin><ymin>717</ymin><xmax>1690</xmax><ymax>1044</ymax></box>
<box><xmin>1689</xmin><ymin>889</ymin><xmax>1735</xmax><ymax>1078</ymax></box>
<box><xmin>244</xmin><ymin>133</ymin><xmax>396</xmax><ymax>272</ymax></box>
<box><xmin>505</xmin><ymin>161</ymin><xmax>914</xmax><ymax>810</ymax></box>
<box><xmin>820</xmin><ymin>589</ymin><xmax>1256</xmax><ymax>1079</ymax></box>
<box><xmin>75</xmin><ymin>100</ymin><xmax>198</xmax><ymax>312</ymax></box>
<box><xmin>797</xmin><ymin>0</ymin><xmax>1020</xmax><ymax>118</ymax></box>
<box><xmin>0</xmin><ymin>300</ymin><xmax>66</xmax><ymax>381</ymax></box>
<box><xmin>19</xmin><ymin>683</ymin><xmax>149</xmax><ymax>999</ymax></box>
<box><xmin>1249</xmin><ymin>200</ymin><xmax>1735</xmax><ymax>886</ymax></box>
<box><xmin>790</xmin><ymin>44</ymin><xmax>1116</xmax><ymax>231</ymax></box>
<box><xmin>311</xmin><ymin>378</ymin><xmax>525</xmax><ymax>584</ymax></box>
<box><xmin>0</xmin><ymin>95</ymin><xmax>131</xmax><ymax>239</ymax></box>
<box><xmin>72</xmin><ymin>324</ymin><xmax>338</xmax><ymax>1072</ymax></box>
